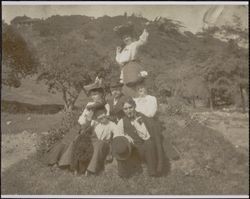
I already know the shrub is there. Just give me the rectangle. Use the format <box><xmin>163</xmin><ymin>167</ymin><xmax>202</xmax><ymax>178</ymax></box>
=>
<box><xmin>36</xmin><ymin>109</ymin><xmax>81</xmax><ymax>155</ymax></box>
<box><xmin>161</xmin><ymin>96</ymin><xmax>189</xmax><ymax>117</ymax></box>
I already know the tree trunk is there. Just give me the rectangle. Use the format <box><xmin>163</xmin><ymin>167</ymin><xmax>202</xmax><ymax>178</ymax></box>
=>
<box><xmin>209</xmin><ymin>89</ymin><xmax>214</xmax><ymax>111</ymax></box>
<box><xmin>192</xmin><ymin>97</ymin><xmax>196</xmax><ymax>108</ymax></box>
<box><xmin>239</xmin><ymin>86</ymin><xmax>246</xmax><ymax>113</ymax></box>
<box><xmin>62</xmin><ymin>89</ymin><xmax>78</xmax><ymax>112</ymax></box>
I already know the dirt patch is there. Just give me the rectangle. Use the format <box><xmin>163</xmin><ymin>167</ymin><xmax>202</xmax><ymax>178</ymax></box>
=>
<box><xmin>1</xmin><ymin>131</ymin><xmax>38</xmax><ymax>172</ymax></box>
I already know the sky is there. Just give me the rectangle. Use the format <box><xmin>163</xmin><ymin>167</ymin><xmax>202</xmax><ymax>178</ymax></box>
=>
<box><xmin>2</xmin><ymin>3</ymin><xmax>248</xmax><ymax>33</ymax></box>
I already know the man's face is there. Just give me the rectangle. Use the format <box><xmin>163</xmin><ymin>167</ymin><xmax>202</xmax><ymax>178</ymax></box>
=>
<box><xmin>111</xmin><ymin>87</ymin><xmax>122</xmax><ymax>98</ymax></box>
<box><xmin>122</xmin><ymin>35</ymin><xmax>132</xmax><ymax>45</ymax></box>
<box><xmin>123</xmin><ymin>102</ymin><xmax>136</xmax><ymax>118</ymax></box>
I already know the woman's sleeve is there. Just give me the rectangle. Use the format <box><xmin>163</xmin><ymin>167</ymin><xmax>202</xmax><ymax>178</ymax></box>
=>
<box><xmin>116</xmin><ymin>51</ymin><xmax>123</xmax><ymax>65</ymax></box>
<box><xmin>78</xmin><ymin>103</ymin><xmax>94</xmax><ymax>125</ymax></box>
<box><xmin>135</xmin><ymin>29</ymin><xmax>149</xmax><ymax>48</ymax></box>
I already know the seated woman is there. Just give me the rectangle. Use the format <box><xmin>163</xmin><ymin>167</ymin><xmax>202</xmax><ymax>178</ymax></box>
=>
<box><xmin>113</xmin><ymin>97</ymin><xmax>165</xmax><ymax>178</ymax></box>
<box><xmin>133</xmin><ymin>80</ymin><xmax>158</xmax><ymax>118</ymax></box>
<box><xmin>133</xmin><ymin>81</ymin><xmax>180</xmax><ymax>161</ymax></box>
<box><xmin>46</xmin><ymin>79</ymin><xmax>108</xmax><ymax>175</ymax></box>
<box><xmin>85</xmin><ymin>108</ymin><xmax>122</xmax><ymax>176</ymax></box>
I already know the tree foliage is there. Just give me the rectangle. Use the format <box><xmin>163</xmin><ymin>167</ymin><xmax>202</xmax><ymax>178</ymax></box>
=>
<box><xmin>9</xmin><ymin>14</ymin><xmax>248</xmax><ymax>111</ymax></box>
<box><xmin>2</xmin><ymin>21</ymin><xmax>38</xmax><ymax>88</ymax></box>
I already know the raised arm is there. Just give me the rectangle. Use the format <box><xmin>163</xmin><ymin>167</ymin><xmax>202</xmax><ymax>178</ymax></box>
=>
<box><xmin>134</xmin><ymin>29</ymin><xmax>149</xmax><ymax>48</ymax></box>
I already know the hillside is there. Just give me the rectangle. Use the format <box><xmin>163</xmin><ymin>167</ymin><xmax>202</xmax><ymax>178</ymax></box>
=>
<box><xmin>3</xmin><ymin>14</ymin><xmax>249</xmax><ymax>111</ymax></box>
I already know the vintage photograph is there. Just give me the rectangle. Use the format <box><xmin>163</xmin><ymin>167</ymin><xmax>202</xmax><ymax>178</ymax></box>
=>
<box><xmin>1</xmin><ymin>1</ymin><xmax>249</xmax><ymax>196</ymax></box>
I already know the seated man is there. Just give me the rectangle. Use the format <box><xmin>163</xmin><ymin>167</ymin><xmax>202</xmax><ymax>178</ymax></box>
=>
<box><xmin>112</xmin><ymin>97</ymin><xmax>166</xmax><ymax>178</ymax></box>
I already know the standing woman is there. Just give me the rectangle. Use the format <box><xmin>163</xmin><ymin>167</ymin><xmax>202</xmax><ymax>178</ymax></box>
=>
<box><xmin>114</xmin><ymin>22</ymin><xmax>149</xmax><ymax>98</ymax></box>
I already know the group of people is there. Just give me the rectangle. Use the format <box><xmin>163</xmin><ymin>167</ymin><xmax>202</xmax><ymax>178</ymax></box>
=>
<box><xmin>46</xmin><ymin>22</ymin><xmax>176</xmax><ymax>178</ymax></box>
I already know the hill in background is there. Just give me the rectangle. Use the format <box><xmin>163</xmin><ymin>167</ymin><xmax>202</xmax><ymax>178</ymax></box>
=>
<box><xmin>3</xmin><ymin>13</ymin><xmax>249</xmax><ymax>111</ymax></box>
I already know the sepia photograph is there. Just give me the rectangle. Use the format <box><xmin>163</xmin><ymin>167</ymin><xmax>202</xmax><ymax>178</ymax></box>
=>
<box><xmin>1</xmin><ymin>1</ymin><xmax>249</xmax><ymax>197</ymax></box>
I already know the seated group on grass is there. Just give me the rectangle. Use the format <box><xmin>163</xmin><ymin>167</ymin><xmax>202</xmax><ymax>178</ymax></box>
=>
<box><xmin>46</xmin><ymin>78</ymin><xmax>174</xmax><ymax>178</ymax></box>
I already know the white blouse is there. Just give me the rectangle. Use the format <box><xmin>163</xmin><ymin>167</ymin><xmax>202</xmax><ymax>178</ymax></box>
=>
<box><xmin>115</xmin><ymin>29</ymin><xmax>149</xmax><ymax>65</ymax></box>
<box><xmin>133</xmin><ymin>95</ymin><xmax>158</xmax><ymax>118</ymax></box>
<box><xmin>92</xmin><ymin>120</ymin><xmax>121</xmax><ymax>141</ymax></box>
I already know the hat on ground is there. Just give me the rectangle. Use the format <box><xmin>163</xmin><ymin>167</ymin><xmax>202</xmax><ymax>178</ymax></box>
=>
<box><xmin>113</xmin><ymin>22</ymin><xmax>134</xmax><ymax>38</ymax></box>
<box><xmin>112</xmin><ymin>136</ymin><xmax>132</xmax><ymax>161</ymax></box>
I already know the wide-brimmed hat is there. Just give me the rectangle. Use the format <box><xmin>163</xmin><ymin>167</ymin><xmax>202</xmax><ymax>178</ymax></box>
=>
<box><xmin>112</xmin><ymin>136</ymin><xmax>132</xmax><ymax>161</ymax></box>
<box><xmin>84</xmin><ymin>78</ymin><xmax>104</xmax><ymax>95</ymax></box>
<box><xmin>113</xmin><ymin>22</ymin><xmax>134</xmax><ymax>38</ymax></box>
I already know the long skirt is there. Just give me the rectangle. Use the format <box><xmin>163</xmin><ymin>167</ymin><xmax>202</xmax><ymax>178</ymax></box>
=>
<box><xmin>121</xmin><ymin>61</ymin><xmax>145</xmax><ymax>98</ymax></box>
<box><xmin>46</xmin><ymin>124</ymin><xmax>93</xmax><ymax>174</ymax></box>
<box><xmin>86</xmin><ymin>138</ymin><xmax>110</xmax><ymax>174</ymax></box>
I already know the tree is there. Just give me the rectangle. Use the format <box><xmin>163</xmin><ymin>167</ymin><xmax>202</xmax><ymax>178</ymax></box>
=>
<box><xmin>36</xmin><ymin>31</ymin><xmax>111</xmax><ymax>111</ymax></box>
<box><xmin>2</xmin><ymin>22</ymin><xmax>37</xmax><ymax>88</ymax></box>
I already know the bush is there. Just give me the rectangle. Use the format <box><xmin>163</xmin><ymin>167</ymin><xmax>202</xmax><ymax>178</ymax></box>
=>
<box><xmin>161</xmin><ymin>96</ymin><xmax>189</xmax><ymax>117</ymax></box>
<box><xmin>36</xmin><ymin>110</ymin><xmax>81</xmax><ymax>154</ymax></box>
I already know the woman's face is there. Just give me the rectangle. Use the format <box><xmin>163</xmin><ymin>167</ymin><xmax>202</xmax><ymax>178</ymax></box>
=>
<box><xmin>122</xmin><ymin>35</ymin><xmax>133</xmax><ymax>45</ymax></box>
<box><xmin>90</xmin><ymin>91</ymin><xmax>103</xmax><ymax>102</ymax></box>
<box><xmin>137</xmin><ymin>86</ymin><xmax>147</xmax><ymax>97</ymax></box>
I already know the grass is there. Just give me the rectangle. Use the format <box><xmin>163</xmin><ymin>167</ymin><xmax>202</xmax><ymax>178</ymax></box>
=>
<box><xmin>1</xmin><ymin>112</ymin><xmax>63</xmax><ymax>135</ymax></box>
<box><xmin>1</xmin><ymin>152</ymin><xmax>248</xmax><ymax>195</ymax></box>
<box><xmin>1</xmin><ymin>79</ymin><xmax>249</xmax><ymax>195</ymax></box>
<box><xmin>1</xmin><ymin>112</ymin><xmax>249</xmax><ymax>195</ymax></box>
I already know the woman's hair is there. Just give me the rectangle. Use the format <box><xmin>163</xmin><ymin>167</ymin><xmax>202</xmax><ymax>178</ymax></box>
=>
<box><xmin>94</xmin><ymin>108</ymin><xmax>107</xmax><ymax>119</ymax></box>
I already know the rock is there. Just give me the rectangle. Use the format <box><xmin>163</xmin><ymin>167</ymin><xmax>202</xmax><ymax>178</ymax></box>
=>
<box><xmin>27</xmin><ymin>117</ymin><xmax>31</xmax><ymax>121</ymax></box>
<box><xmin>6</xmin><ymin>121</ymin><xmax>12</xmax><ymax>125</ymax></box>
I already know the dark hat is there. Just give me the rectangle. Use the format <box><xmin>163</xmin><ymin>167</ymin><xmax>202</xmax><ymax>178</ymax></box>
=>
<box><xmin>110</xmin><ymin>80</ymin><xmax>123</xmax><ymax>89</ymax></box>
<box><xmin>112</xmin><ymin>136</ymin><xmax>132</xmax><ymax>161</ymax></box>
<box><xmin>113</xmin><ymin>22</ymin><xmax>134</xmax><ymax>38</ymax></box>
<box><xmin>94</xmin><ymin>108</ymin><xmax>107</xmax><ymax>119</ymax></box>
<box><xmin>121</xmin><ymin>96</ymin><xmax>136</xmax><ymax>108</ymax></box>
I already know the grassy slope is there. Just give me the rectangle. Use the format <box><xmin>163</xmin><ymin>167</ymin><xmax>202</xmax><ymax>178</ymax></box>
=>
<box><xmin>1</xmin><ymin>153</ymin><xmax>248</xmax><ymax>195</ymax></box>
<box><xmin>1</xmin><ymin>113</ymin><xmax>249</xmax><ymax>195</ymax></box>
<box><xmin>1</xmin><ymin>78</ymin><xmax>249</xmax><ymax>195</ymax></box>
